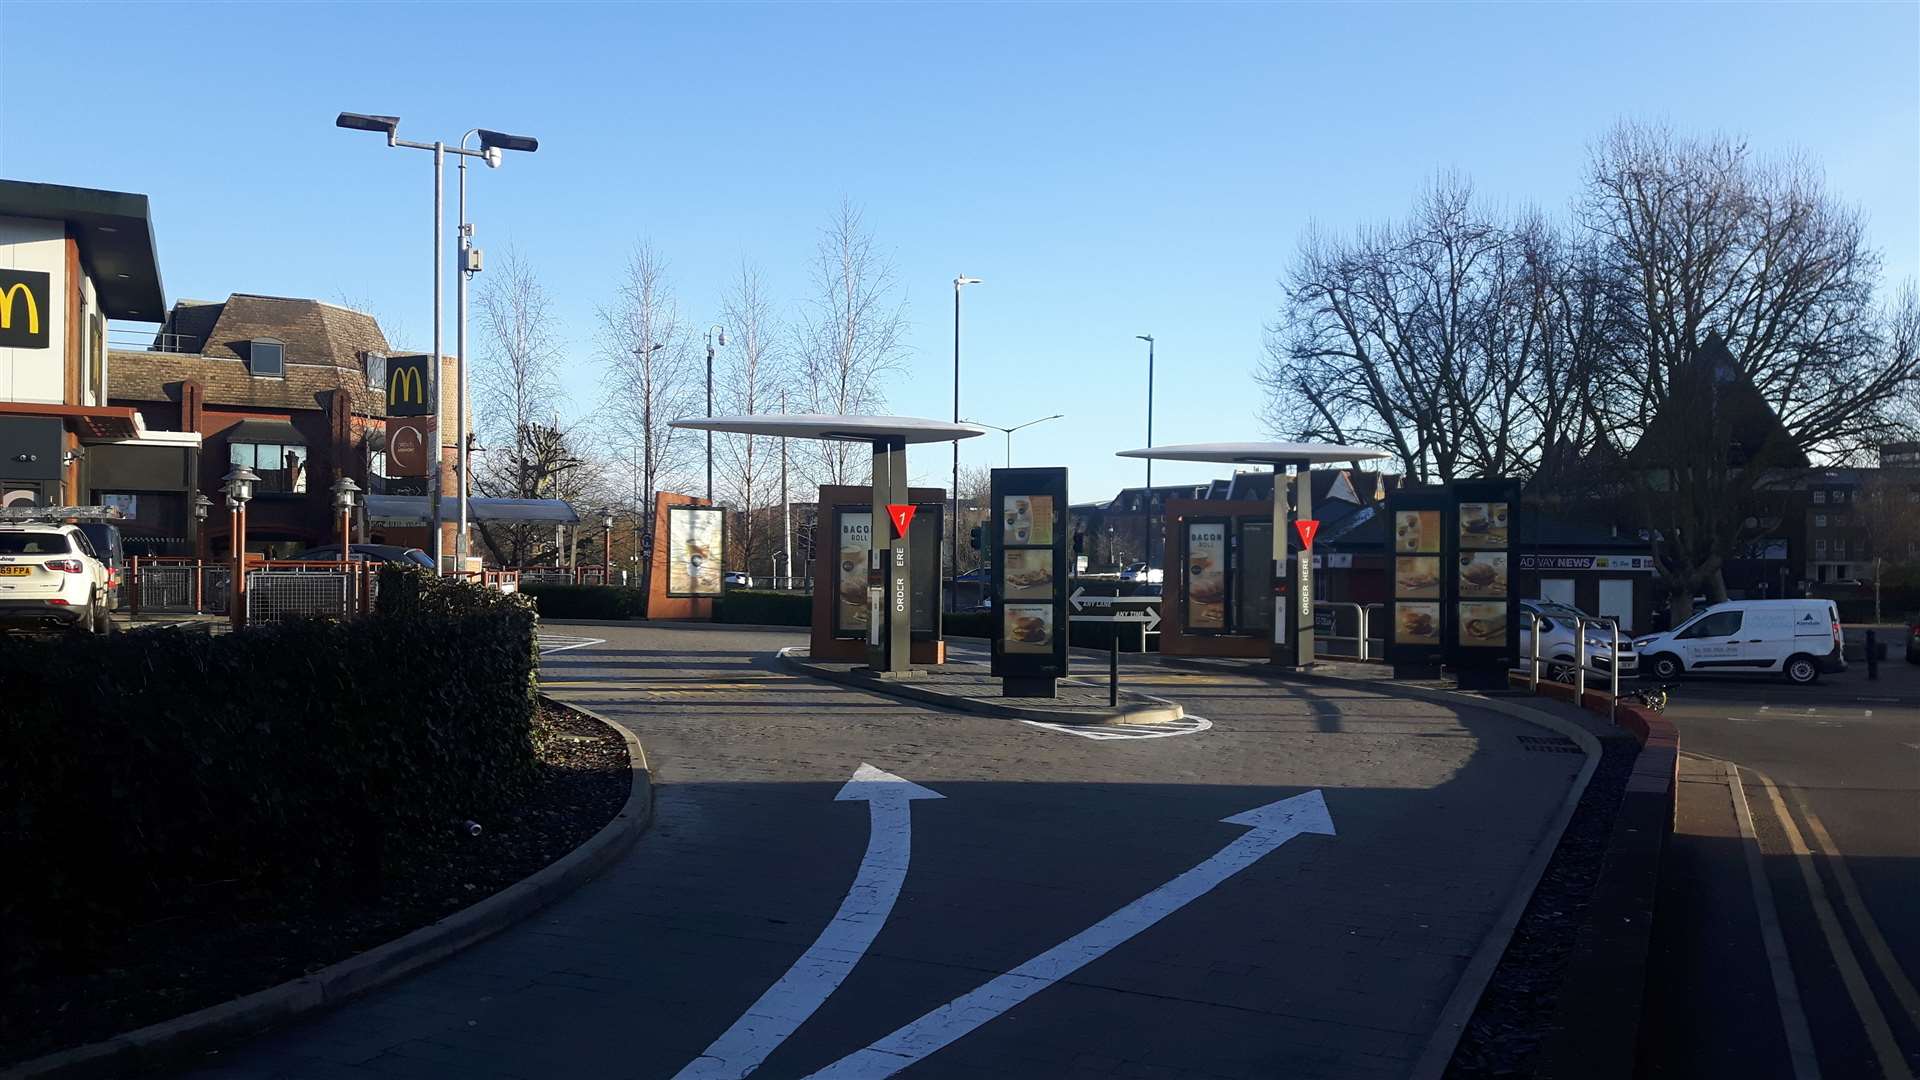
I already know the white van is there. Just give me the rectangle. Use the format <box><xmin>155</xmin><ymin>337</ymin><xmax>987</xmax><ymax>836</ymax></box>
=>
<box><xmin>1633</xmin><ymin>599</ymin><xmax>1845</xmax><ymax>685</ymax></box>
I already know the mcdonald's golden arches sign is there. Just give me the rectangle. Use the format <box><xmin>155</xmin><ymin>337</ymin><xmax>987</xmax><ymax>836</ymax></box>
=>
<box><xmin>0</xmin><ymin>269</ymin><xmax>50</xmax><ymax>350</ymax></box>
<box><xmin>385</xmin><ymin>353</ymin><xmax>432</xmax><ymax>417</ymax></box>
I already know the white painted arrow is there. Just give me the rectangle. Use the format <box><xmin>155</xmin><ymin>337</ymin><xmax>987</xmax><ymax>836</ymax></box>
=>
<box><xmin>674</xmin><ymin>764</ymin><xmax>943</xmax><ymax>1080</ymax></box>
<box><xmin>804</xmin><ymin>789</ymin><xmax>1335</xmax><ymax>1080</ymax></box>
<box><xmin>1069</xmin><ymin>609</ymin><xmax>1161</xmax><ymax>632</ymax></box>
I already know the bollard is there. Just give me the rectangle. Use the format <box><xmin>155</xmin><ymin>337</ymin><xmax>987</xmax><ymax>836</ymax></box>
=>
<box><xmin>1110</xmin><ymin>634</ymin><xmax>1120</xmax><ymax>708</ymax></box>
<box><xmin>1609</xmin><ymin>621</ymin><xmax>1620</xmax><ymax>725</ymax></box>
<box><xmin>1573</xmin><ymin>617</ymin><xmax>1588</xmax><ymax>703</ymax></box>
<box><xmin>1866</xmin><ymin>629</ymin><xmax>1879</xmax><ymax>680</ymax></box>
<box><xmin>1527</xmin><ymin>611</ymin><xmax>1542</xmax><ymax>691</ymax></box>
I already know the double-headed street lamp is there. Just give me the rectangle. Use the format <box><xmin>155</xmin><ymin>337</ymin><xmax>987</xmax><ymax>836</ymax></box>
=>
<box><xmin>961</xmin><ymin>414</ymin><xmax>1064</xmax><ymax>468</ymax></box>
<box><xmin>331</xmin><ymin>475</ymin><xmax>361</xmax><ymax>563</ymax></box>
<box><xmin>952</xmin><ymin>275</ymin><xmax>983</xmax><ymax>581</ymax></box>
<box><xmin>1136</xmin><ymin>333</ymin><xmax>1156</xmax><ymax>568</ymax></box>
<box><xmin>704</xmin><ymin>325</ymin><xmax>727</xmax><ymax>502</ymax></box>
<box><xmin>335</xmin><ymin>112</ymin><xmax>538</xmax><ymax>575</ymax></box>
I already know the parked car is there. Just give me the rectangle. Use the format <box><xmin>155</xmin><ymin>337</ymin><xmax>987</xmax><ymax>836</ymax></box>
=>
<box><xmin>1633</xmin><ymin>599</ymin><xmax>1845</xmax><ymax>685</ymax></box>
<box><xmin>723</xmin><ymin>571</ymin><xmax>750</xmax><ymax>588</ymax></box>
<box><xmin>291</xmin><ymin>544</ymin><xmax>437</xmax><ymax>569</ymax></box>
<box><xmin>74</xmin><ymin>522</ymin><xmax>125</xmax><ymax>611</ymax></box>
<box><xmin>1119</xmin><ymin>562</ymin><xmax>1164</xmax><ymax>584</ymax></box>
<box><xmin>1518</xmin><ymin>599</ymin><xmax>1637</xmax><ymax>681</ymax></box>
<box><xmin>0</xmin><ymin>523</ymin><xmax>113</xmax><ymax>633</ymax></box>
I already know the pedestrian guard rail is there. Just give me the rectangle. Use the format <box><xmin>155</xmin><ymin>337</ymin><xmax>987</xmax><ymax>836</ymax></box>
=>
<box><xmin>1519</xmin><ymin>610</ymin><xmax>1626</xmax><ymax>723</ymax></box>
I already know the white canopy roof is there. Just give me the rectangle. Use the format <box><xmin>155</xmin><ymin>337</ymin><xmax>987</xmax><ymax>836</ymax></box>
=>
<box><xmin>366</xmin><ymin>495</ymin><xmax>581</xmax><ymax>526</ymax></box>
<box><xmin>671</xmin><ymin>414</ymin><xmax>987</xmax><ymax>444</ymax></box>
<box><xmin>1115</xmin><ymin>441</ymin><xmax>1391</xmax><ymax>465</ymax></box>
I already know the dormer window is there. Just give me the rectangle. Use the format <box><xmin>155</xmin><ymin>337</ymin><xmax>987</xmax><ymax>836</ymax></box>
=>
<box><xmin>247</xmin><ymin>339</ymin><xmax>285</xmax><ymax>378</ymax></box>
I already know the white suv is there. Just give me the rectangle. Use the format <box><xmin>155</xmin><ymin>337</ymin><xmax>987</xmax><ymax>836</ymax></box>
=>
<box><xmin>0</xmin><ymin>524</ymin><xmax>113</xmax><ymax>633</ymax></box>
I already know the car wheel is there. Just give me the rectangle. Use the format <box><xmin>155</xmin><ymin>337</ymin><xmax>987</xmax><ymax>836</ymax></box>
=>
<box><xmin>1784</xmin><ymin>654</ymin><xmax>1820</xmax><ymax>686</ymax></box>
<box><xmin>1548</xmin><ymin>659</ymin><xmax>1577</xmax><ymax>684</ymax></box>
<box><xmin>1648</xmin><ymin>653</ymin><xmax>1683</xmax><ymax>681</ymax></box>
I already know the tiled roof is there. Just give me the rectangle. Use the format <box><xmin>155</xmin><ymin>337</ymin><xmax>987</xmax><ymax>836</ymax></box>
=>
<box><xmin>110</xmin><ymin>351</ymin><xmax>386</xmax><ymax>416</ymax></box>
<box><xmin>149</xmin><ymin>293</ymin><xmax>390</xmax><ymax>367</ymax></box>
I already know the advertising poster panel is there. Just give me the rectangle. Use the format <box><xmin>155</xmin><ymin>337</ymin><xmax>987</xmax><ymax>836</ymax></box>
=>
<box><xmin>1444</xmin><ymin>479</ymin><xmax>1520</xmax><ymax>684</ymax></box>
<box><xmin>834</xmin><ymin>510</ymin><xmax>872</xmax><ymax>635</ymax></box>
<box><xmin>989</xmin><ymin>468</ymin><xmax>1069</xmax><ymax>688</ymax></box>
<box><xmin>666</xmin><ymin>505</ymin><xmax>725</xmax><ymax>597</ymax></box>
<box><xmin>1185</xmin><ymin>521</ymin><xmax>1228</xmax><ymax>631</ymax></box>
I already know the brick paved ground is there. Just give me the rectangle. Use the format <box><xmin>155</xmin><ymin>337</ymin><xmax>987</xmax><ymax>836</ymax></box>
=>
<box><xmin>184</xmin><ymin>622</ymin><xmax>1583</xmax><ymax>1080</ymax></box>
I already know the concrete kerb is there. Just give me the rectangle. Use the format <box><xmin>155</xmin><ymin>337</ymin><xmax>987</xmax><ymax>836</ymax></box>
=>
<box><xmin>1149</xmin><ymin>654</ymin><xmax>1603</xmax><ymax>1080</ymax></box>
<box><xmin>3</xmin><ymin>697</ymin><xmax>653</xmax><ymax>1080</ymax></box>
<box><xmin>775</xmin><ymin>646</ymin><xmax>1186</xmax><ymax>726</ymax></box>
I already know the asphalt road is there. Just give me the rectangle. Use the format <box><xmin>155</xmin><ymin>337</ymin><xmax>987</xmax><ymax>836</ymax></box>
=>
<box><xmin>186</xmin><ymin>622</ymin><xmax>1586</xmax><ymax>1080</ymax></box>
<box><xmin>1645</xmin><ymin>662</ymin><xmax>1920</xmax><ymax>1080</ymax></box>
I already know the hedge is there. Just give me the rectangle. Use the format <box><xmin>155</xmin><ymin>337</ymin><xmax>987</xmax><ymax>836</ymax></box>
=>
<box><xmin>517</xmin><ymin>581</ymin><xmax>648</xmax><ymax>620</ymax></box>
<box><xmin>0</xmin><ymin>567</ymin><xmax>539</xmax><ymax>978</ymax></box>
<box><xmin>716</xmin><ymin>589</ymin><xmax>811</xmax><ymax>626</ymax></box>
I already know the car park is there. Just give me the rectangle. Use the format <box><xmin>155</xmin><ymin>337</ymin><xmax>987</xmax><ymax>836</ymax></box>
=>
<box><xmin>0</xmin><ymin>523</ymin><xmax>114</xmax><ymax>633</ymax></box>
<box><xmin>1632</xmin><ymin>598</ymin><xmax>1845</xmax><ymax>685</ymax></box>
<box><xmin>1517</xmin><ymin>599</ymin><xmax>1637</xmax><ymax>681</ymax></box>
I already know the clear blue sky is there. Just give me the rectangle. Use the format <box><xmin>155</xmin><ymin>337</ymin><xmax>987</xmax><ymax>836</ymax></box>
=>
<box><xmin>2</xmin><ymin>1</ymin><xmax>1914</xmax><ymax>501</ymax></box>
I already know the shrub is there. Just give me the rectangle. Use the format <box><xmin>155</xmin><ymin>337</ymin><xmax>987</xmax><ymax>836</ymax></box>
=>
<box><xmin>516</xmin><ymin>582</ymin><xmax>648</xmax><ymax>620</ymax></box>
<box><xmin>0</xmin><ymin>570</ymin><xmax>539</xmax><ymax>977</ymax></box>
<box><xmin>716</xmin><ymin>589</ymin><xmax>811</xmax><ymax>626</ymax></box>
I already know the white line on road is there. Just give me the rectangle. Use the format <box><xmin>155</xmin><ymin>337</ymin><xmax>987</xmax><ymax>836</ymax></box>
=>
<box><xmin>1786</xmin><ymin>784</ymin><xmax>1920</xmax><ymax>1032</ymax></box>
<box><xmin>1725</xmin><ymin>763</ymin><xmax>1823</xmax><ymax>1080</ymax></box>
<box><xmin>674</xmin><ymin>765</ymin><xmax>943</xmax><ymax>1080</ymax></box>
<box><xmin>803</xmin><ymin>790</ymin><xmax>1336</xmax><ymax>1080</ymax></box>
<box><xmin>1018</xmin><ymin>715</ymin><xmax>1214</xmax><ymax>740</ymax></box>
<box><xmin>537</xmin><ymin>635</ymin><xmax>605</xmax><ymax>655</ymax></box>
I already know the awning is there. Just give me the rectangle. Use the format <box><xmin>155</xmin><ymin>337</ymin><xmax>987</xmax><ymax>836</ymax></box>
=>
<box><xmin>226</xmin><ymin>418</ymin><xmax>305</xmax><ymax>445</ymax></box>
<box><xmin>366</xmin><ymin>495</ymin><xmax>581</xmax><ymax>526</ymax></box>
<box><xmin>0</xmin><ymin>401</ymin><xmax>142</xmax><ymax>441</ymax></box>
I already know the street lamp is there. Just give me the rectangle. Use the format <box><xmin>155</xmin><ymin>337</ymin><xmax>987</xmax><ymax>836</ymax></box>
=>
<box><xmin>952</xmin><ymin>275</ymin><xmax>983</xmax><ymax>584</ymax></box>
<box><xmin>634</xmin><ymin>341</ymin><xmax>665</xmax><ymax>584</ymax></box>
<box><xmin>223</xmin><ymin>465</ymin><xmax>260</xmax><ymax>630</ymax></box>
<box><xmin>331</xmin><ymin>475</ymin><xmax>361</xmax><ymax>564</ymax></box>
<box><xmin>601</xmin><ymin>507</ymin><xmax>615</xmax><ymax>582</ymax></box>
<box><xmin>336</xmin><ymin>111</ymin><xmax>538</xmax><ymax>575</ymax></box>
<box><xmin>1136</xmin><ymin>333</ymin><xmax>1155</xmax><ymax>568</ymax></box>
<box><xmin>192</xmin><ymin>492</ymin><xmax>211</xmax><ymax>557</ymax></box>
<box><xmin>705</xmin><ymin>325</ymin><xmax>727</xmax><ymax>503</ymax></box>
<box><xmin>961</xmin><ymin>414</ymin><xmax>1064</xmax><ymax>468</ymax></box>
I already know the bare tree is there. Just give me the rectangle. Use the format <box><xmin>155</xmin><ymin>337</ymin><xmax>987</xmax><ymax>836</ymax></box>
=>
<box><xmin>717</xmin><ymin>262</ymin><xmax>787</xmax><ymax>575</ymax></box>
<box><xmin>795</xmin><ymin>199</ymin><xmax>910</xmax><ymax>485</ymax></box>
<box><xmin>1854</xmin><ymin>470</ymin><xmax>1920</xmax><ymax>623</ymax></box>
<box><xmin>1583</xmin><ymin>122</ymin><xmax>1920</xmax><ymax>609</ymax></box>
<box><xmin>467</xmin><ymin>249</ymin><xmax>571</xmax><ymax>565</ymax></box>
<box><xmin>333</xmin><ymin>292</ymin><xmax>412</xmax><ymax>353</ymax></box>
<box><xmin>596</xmin><ymin>243</ymin><xmax>699</xmax><ymax>595</ymax></box>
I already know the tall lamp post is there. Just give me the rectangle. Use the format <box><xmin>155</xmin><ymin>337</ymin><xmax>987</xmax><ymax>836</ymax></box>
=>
<box><xmin>192</xmin><ymin>493</ymin><xmax>212</xmax><ymax>613</ymax></box>
<box><xmin>705</xmin><ymin>325</ymin><xmax>726</xmax><ymax>503</ymax></box>
<box><xmin>1135</xmin><ymin>333</ymin><xmax>1155</xmax><ymax>569</ymax></box>
<box><xmin>601</xmin><ymin>507</ymin><xmax>615</xmax><ymax>582</ymax></box>
<box><xmin>331</xmin><ymin>476</ymin><xmax>361</xmax><ymax>560</ymax></box>
<box><xmin>335</xmin><ymin>112</ymin><xmax>537</xmax><ymax>575</ymax></box>
<box><xmin>952</xmin><ymin>275</ymin><xmax>982</xmax><ymax>585</ymax></box>
<box><xmin>961</xmin><ymin>414</ymin><xmax>1065</xmax><ymax>468</ymax></box>
<box><xmin>223</xmin><ymin>465</ymin><xmax>259</xmax><ymax>630</ymax></box>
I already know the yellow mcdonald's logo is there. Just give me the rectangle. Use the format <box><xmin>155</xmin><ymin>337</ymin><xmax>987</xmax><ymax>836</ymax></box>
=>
<box><xmin>0</xmin><ymin>282</ymin><xmax>38</xmax><ymax>335</ymax></box>
<box><xmin>388</xmin><ymin>365</ymin><xmax>424</xmax><ymax>405</ymax></box>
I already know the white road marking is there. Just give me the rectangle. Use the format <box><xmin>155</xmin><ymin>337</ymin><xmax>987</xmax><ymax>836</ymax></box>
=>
<box><xmin>537</xmin><ymin>635</ymin><xmax>605</xmax><ymax>655</ymax></box>
<box><xmin>674</xmin><ymin>765</ymin><xmax>942</xmax><ymax>1080</ymax></box>
<box><xmin>803</xmin><ymin>790</ymin><xmax>1336</xmax><ymax>1080</ymax></box>
<box><xmin>1786</xmin><ymin>784</ymin><xmax>1920</xmax><ymax>1032</ymax></box>
<box><xmin>1019</xmin><ymin>715</ymin><xmax>1214</xmax><ymax>741</ymax></box>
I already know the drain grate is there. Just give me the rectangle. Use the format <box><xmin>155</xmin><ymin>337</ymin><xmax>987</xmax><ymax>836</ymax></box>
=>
<box><xmin>1517</xmin><ymin>734</ymin><xmax>1583</xmax><ymax>753</ymax></box>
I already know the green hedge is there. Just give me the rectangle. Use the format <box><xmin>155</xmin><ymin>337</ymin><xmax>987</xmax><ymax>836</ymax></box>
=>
<box><xmin>1</xmin><ymin>567</ymin><xmax>539</xmax><ymax>976</ymax></box>
<box><xmin>716</xmin><ymin>589</ymin><xmax>811</xmax><ymax>626</ymax></box>
<box><xmin>517</xmin><ymin>582</ymin><xmax>648</xmax><ymax>620</ymax></box>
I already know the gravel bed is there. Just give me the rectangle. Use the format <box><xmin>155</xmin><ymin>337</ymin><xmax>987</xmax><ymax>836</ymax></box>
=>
<box><xmin>1</xmin><ymin>700</ymin><xmax>629</xmax><ymax>1067</ymax></box>
<box><xmin>1445</xmin><ymin>735</ymin><xmax>1640</xmax><ymax>1078</ymax></box>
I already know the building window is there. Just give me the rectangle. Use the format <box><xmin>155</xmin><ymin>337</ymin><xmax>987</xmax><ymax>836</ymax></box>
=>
<box><xmin>1814</xmin><ymin>514</ymin><xmax>1827</xmax><ymax>527</ymax></box>
<box><xmin>1833</xmin><ymin>540</ymin><xmax>1846</xmax><ymax>557</ymax></box>
<box><xmin>231</xmin><ymin>442</ymin><xmax>307</xmax><ymax>493</ymax></box>
<box><xmin>248</xmin><ymin>339</ymin><xmax>285</xmax><ymax>378</ymax></box>
<box><xmin>1814</xmin><ymin>538</ymin><xmax>1827</xmax><ymax>554</ymax></box>
<box><xmin>1812</xmin><ymin>491</ymin><xmax>1826</xmax><ymax>504</ymax></box>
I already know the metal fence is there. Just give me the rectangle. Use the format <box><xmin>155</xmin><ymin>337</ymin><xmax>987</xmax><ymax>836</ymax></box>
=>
<box><xmin>1313</xmin><ymin>602</ymin><xmax>1386</xmax><ymax>661</ymax></box>
<box><xmin>245</xmin><ymin>570</ymin><xmax>351</xmax><ymax>624</ymax></box>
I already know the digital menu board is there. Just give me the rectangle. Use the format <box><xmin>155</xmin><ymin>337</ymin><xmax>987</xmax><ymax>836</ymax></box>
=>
<box><xmin>990</xmin><ymin>467</ymin><xmax>1069</xmax><ymax>692</ymax></box>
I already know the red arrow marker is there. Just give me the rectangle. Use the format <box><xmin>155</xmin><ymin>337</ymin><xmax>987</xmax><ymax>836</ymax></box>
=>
<box><xmin>887</xmin><ymin>504</ymin><xmax>917</xmax><ymax>538</ymax></box>
<box><xmin>1294</xmin><ymin>519</ymin><xmax>1320</xmax><ymax>548</ymax></box>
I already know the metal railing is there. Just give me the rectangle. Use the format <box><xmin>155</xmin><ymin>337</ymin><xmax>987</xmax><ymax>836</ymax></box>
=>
<box><xmin>245</xmin><ymin>569</ymin><xmax>350</xmax><ymax>624</ymax></box>
<box><xmin>1521</xmin><ymin>611</ymin><xmax>1623</xmax><ymax>724</ymax></box>
<box><xmin>1314</xmin><ymin>602</ymin><xmax>1368</xmax><ymax>659</ymax></box>
<box><xmin>106</xmin><ymin>327</ymin><xmax>200</xmax><ymax>354</ymax></box>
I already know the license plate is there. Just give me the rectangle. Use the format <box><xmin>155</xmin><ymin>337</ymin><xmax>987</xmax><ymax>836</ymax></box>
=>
<box><xmin>0</xmin><ymin>566</ymin><xmax>29</xmax><ymax>576</ymax></box>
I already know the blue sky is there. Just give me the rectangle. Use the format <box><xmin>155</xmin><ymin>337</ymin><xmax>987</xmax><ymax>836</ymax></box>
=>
<box><xmin>2</xmin><ymin>1</ymin><xmax>1914</xmax><ymax>501</ymax></box>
